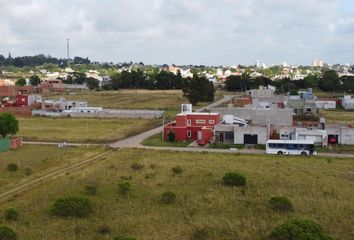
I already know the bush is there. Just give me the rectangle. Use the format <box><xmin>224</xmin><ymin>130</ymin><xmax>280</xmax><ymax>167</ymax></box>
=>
<box><xmin>131</xmin><ymin>163</ymin><xmax>144</xmax><ymax>171</ymax></box>
<box><xmin>167</xmin><ymin>131</ymin><xmax>175</xmax><ymax>142</ymax></box>
<box><xmin>172</xmin><ymin>165</ymin><xmax>183</xmax><ymax>175</ymax></box>
<box><xmin>4</xmin><ymin>208</ymin><xmax>19</xmax><ymax>221</ymax></box>
<box><xmin>160</xmin><ymin>191</ymin><xmax>176</xmax><ymax>204</ymax></box>
<box><xmin>96</xmin><ymin>224</ymin><xmax>111</xmax><ymax>235</ymax></box>
<box><xmin>192</xmin><ymin>227</ymin><xmax>209</xmax><ymax>240</ymax></box>
<box><xmin>269</xmin><ymin>219</ymin><xmax>334</xmax><ymax>240</ymax></box>
<box><xmin>113</xmin><ymin>236</ymin><xmax>136</xmax><ymax>240</ymax></box>
<box><xmin>222</xmin><ymin>172</ymin><xmax>246</xmax><ymax>186</ymax></box>
<box><xmin>7</xmin><ymin>163</ymin><xmax>18</xmax><ymax>172</ymax></box>
<box><xmin>0</xmin><ymin>225</ymin><xmax>17</xmax><ymax>240</ymax></box>
<box><xmin>268</xmin><ymin>196</ymin><xmax>294</xmax><ymax>213</ymax></box>
<box><xmin>118</xmin><ymin>182</ymin><xmax>131</xmax><ymax>194</ymax></box>
<box><xmin>84</xmin><ymin>185</ymin><xmax>97</xmax><ymax>195</ymax></box>
<box><xmin>51</xmin><ymin>196</ymin><xmax>92</xmax><ymax>218</ymax></box>
<box><xmin>24</xmin><ymin>167</ymin><xmax>32</xmax><ymax>176</ymax></box>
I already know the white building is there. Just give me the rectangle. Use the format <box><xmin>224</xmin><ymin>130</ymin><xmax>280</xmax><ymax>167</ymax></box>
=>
<box><xmin>342</xmin><ymin>95</ymin><xmax>354</xmax><ymax>110</ymax></box>
<box><xmin>313</xmin><ymin>59</ymin><xmax>324</xmax><ymax>67</ymax></box>
<box><xmin>315</xmin><ymin>100</ymin><xmax>336</xmax><ymax>109</ymax></box>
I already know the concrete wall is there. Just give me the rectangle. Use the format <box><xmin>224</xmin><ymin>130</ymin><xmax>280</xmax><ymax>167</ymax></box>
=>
<box><xmin>33</xmin><ymin>109</ymin><xmax>164</xmax><ymax>119</ymax></box>
<box><xmin>339</xmin><ymin>128</ymin><xmax>354</xmax><ymax>145</ymax></box>
<box><xmin>210</xmin><ymin>107</ymin><xmax>293</xmax><ymax>126</ymax></box>
<box><xmin>234</xmin><ymin>126</ymin><xmax>268</xmax><ymax>144</ymax></box>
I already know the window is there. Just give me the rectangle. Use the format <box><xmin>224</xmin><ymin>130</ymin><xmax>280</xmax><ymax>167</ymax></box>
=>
<box><xmin>209</xmin><ymin>120</ymin><xmax>215</xmax><ymax>124</ymax></box>
<box><xmin>187</xmin><ymin>130</ymin><xmax>192</xmax><ymax>138</ymax></box>
<box><xmin>187</xmin><ymin>119</ymin><xmax>191</xmax><ymax>126</ymax></box>
<box><xmin>196</xmin><ymin>119</ymin><xmax>206</xmax><ymax>124</ymax></box>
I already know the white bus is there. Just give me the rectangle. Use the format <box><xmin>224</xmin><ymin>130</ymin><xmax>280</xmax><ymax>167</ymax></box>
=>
<box><xmin>266</xmin><ymin>139</ymin><xmax>317</xmax><ymax>156</ymax></box>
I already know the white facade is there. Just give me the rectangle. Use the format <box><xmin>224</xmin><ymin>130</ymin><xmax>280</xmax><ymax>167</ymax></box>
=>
<box><xmin>315</xmin><ymin>101</ymin><xmax>336</xmax><ymax>109</ymax></box>
<box><xmin>246</xmin><ymin>85</ymin><xmax>275</xmax><ymax>98</ymax></box>
<box><xmin>342</xmin><ymin>95</ymin><xmax>354</xmax><ymax>110</ymax></box>
<box><xmin>295</xmin><ymin>128</ymin><xmax>327</xmax><ymax>147</ymax></box>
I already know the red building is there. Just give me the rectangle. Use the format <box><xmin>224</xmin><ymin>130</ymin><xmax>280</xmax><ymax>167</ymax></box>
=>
<box><xmin>163</xmin><ymin>112</ymin><xmax>221</xmax><ymax>145</ymax></box>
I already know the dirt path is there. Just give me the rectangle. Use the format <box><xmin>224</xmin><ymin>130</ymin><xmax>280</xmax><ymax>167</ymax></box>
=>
<box><xmin>0</xmin><ymin>151</ymin><xmax>114</xmax><ymax>203</ymax></box>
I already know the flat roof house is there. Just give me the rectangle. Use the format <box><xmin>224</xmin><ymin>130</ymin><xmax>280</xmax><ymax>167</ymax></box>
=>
<box><xmin>163</xmin><ymin>112</ymin><xmax>221</xmax><ymax>145</ymax></box>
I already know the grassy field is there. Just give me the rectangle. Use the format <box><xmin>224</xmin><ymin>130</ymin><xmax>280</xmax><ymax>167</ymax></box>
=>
<box><xmin>47</xmin><ymin>90</ymin><xmax>186</xmax><ymax>111</ymax></box>
<box><xmin>17</xmin><ymin>117</ymin><xmax>161</xmax><ymax>143</ymax></box>
<box><xmin>0</xmin><ymin>145</ymin><xmax>104</xmax><ymax>193</ymax></box>
<box><xmin>319</xmin><ymin>109</ymin><xmax>354</xmax><ymax>125</ymax></box>
<box><xmin>1</xmin><ymin>149</ymin><xmax>353</xmax><ymax>239</ymax></box>
<box><xmin>142</xmin><ymin>133</ymin><xmax>192</xmax><ymax>147</ymax></box>
<box><xmin>317</xmin><ymin>144</ymin><xmax>354</xmax><ymax>154</ymax></box>
<box><xmin>45</xmin><ymin>90</ymin><xmax>225</xmax><ymax>120</ymax></box>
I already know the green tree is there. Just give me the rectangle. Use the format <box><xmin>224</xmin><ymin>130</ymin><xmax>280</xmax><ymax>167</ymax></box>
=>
<box><xmin>340</xmin><ymin>75</ymin><xmax>354</xmax><ymax>93</ymax></box>
<box><xmin>86</xmin><ymin>77</ymin><xmax>99</xmax><ymax>90</ymax></box>
<box><xmin>15</xmin><ymin>78</ymin><xmax>26</xmax><ymax>86</ymax></box>
<box><xmin>110</xmin><ymin>72</ymin><xmax>121</xmax><ymax>90</ymax></box>
<box><xmin>0</xmin><ymin>113</ymin><xmax>19</xmax><ymax>138</ymax></box>
<box><xmin>269</xmin><ymin>219</ymin><xmax>333</xmax><ymax>240</ymax></box>
<box><xmin>0</xmin><ymin>225</ymin><xmax>17</xmax><ymax>240</ymax></box>
<box><xmin>225</xmin><ymin>73</ymin><xmax>251</xmax><ymax>91</ymax></box>
<box><xmin>182</xmin><ymin>74</ymin><xmax>214</xmax><ymax>105</ymax></box>
<box><xmin>29</xmin><ymin>75</ymin><xmax>41</xmax><ymax>86</ymax></box>
<box><xmin>318</xmin><ymin>70</ymin><xmax>340</xmax><ymax>92</ymax></box>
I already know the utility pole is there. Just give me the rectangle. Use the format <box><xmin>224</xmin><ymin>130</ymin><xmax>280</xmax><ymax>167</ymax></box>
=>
<box><xmin>161</xmin><ymin>112</ymin><xmax>165</xmax><ymax>141</ymax></box>
<box><xmin>66</xmin><ymin>38</ymin><xmax>70</xmax><ymax>62</ymax></box>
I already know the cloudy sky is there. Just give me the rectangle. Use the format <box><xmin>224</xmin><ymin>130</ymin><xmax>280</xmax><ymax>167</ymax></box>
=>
<box><xmin>0</xmin><ymin>0</ymin><xmax>353</xmax><ymax>65</ymax></box>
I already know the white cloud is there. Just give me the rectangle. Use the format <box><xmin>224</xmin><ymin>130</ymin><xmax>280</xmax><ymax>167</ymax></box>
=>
<box><xmin>0</xmin><ymin>0</ymin><xmax>352</xmax><ymax>65</ymax></box>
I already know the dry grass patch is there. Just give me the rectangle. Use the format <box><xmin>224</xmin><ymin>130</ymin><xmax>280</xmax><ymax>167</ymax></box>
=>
<box><xmin>17</xmin><ymin>117</ymin><xmax>160</xmax><ymax>143</ymax></box>
<box><xmin>2</xmin><ymin>149</ymin><xmax>353</xmax><ymax>239</ymax></box>
<box><xmin>0</xmin><ymin>145</ymin><xmax>104</xmax><ymax>193</ymax></box>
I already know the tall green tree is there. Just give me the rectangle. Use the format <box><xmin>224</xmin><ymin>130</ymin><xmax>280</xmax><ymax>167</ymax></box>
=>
<box><xmin>29</xmin><ymin>75</ymin><xmax>41</xmax><ymax>86</ymax></box>
<box><xmin>318</xmin><ymin>70</ymin><xmax>340</xmax><ymax>92</ymax></box>
<box><xmin>0</xmin><ymin>113</ymin><xmax>19</xmax><ymax>138</ymax></box>
<box><xmin>182</xmin><ymin>74</ymin><xmax>214</xmax><ymax>105</ymax></box>
<box><xmin>85</xmin><ymin>77</ymin><xmax>99</xmax><ymax>90</ymax></box>
<box><xmin>15</xmin><ymin>78</ymin><xmax>26</xmax><ymax>86</ymax></box>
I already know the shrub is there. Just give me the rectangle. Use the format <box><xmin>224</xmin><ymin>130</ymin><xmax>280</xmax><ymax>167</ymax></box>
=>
<box><xmin>0</xmin><ymin>225</ymin><xmax>17</xmax><ymax>240</ymax></box>
<box><xmin>118</xmin><ymin>182</ymin><xmax>131</xmax><ymax>194</ymax></box>
<box><xmin>192</xmin><ymin>227</ymin><xmax>209</xmax><ymax>240</ymax></box>
<box><xmin>160</xmin><ymin>191</ymin><xmax>176</xmax><ymax>204</ymax></box>
<box><xmin>222</xmin><ymin>172</ymin><xmax>246</xmax><ymax>186</ymax></box>
<box><xmin>51</xmin><ymin>196</ymin><xmax>92</xmax><ymax>218</ymax></box>
<box><xmin>84</xmin><ymin>185</ymin><xmax>97</xmax><ymax>195</ymax></box>
<box><xmin>96</xmin><ymin>224</ymin><xmax>111</xmax><ymax>235</ymax></box>
<box><xmin>4</xmin><ymin>208</ymin><xmax>19</xmax><ymax>221</ymax></box>
<box><xmin>269</xmin><ymin>219</ymin><xmax>334</xmax><ymax>240</ymax></box>
<box><xmin>7</xmin><ymin>163</ymin><xmax>18</xmax><ymax>172</ymax></box>
<box><xmin>24</xmin><ymin>167</ymin><xmax>32</xmax><ymax>176</ymax></box>
<box><xmin>131</xmin><ymin>163</ymin><xmax>144</xmax><ymax>171</ymax></box>
<box><xmin>172</xmin><ymin>165</ymin><xmax>183</xmax><ymax>175</ymax></box>
<box><xmin>268</xmin><ymin>196</ymin><xmax>294</xmax><ymax>213</ymax></box>
<box><xmin>113</xmin><ymin>236</ymin><xmax>136</xmax><ymax>240</ymax></box>
<box><xmin>167</xmin><ymin>131</ymin><xmax>175</xmax><ymax>142</ymax></box>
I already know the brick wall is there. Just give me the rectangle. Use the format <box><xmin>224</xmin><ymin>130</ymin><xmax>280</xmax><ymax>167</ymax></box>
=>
<box><xmin>0</xmin><ymin>106</ymin><xmax>32</xmax><ymax>117</ymax></box>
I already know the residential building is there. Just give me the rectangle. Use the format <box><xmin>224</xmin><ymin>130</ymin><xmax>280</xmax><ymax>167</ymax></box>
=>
<box><xmin>163</xmin><ymin>109</ymin><xmax>221</xmax><ymax>145</ymax></box>
<box><xmin>210</xmin><ymin>107</ymin><xmax>293</xmax><ymax>127</ymax></box>
<box><xmin>315</xmin><ymin>100</ymin><xmax>336</xmax><ymax>109</ymax></box>
<box><xmin>341</xmin><ymin>95</ymin><xmax>354</xmax><ymax>110</ymax></box>
<box><xmin>246</xmin><ymin>85</ymin><xmax>275</xmax><ymax>98</ymax></box>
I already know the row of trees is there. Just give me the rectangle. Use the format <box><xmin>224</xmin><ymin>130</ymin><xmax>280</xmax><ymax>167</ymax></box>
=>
<box><xmin>225</xmin><ymin>70</ymin><xmax>354</xmax><ymax>93</ymax></box>
<box><xmin>0</xmin><ymin>54</ymin><xmax>91</xmax><ymax>68</ymax></box>
<box><xmin>109</xmin><ymin>70</ymin><xmax>214</xmax><ymax>104</ymax></box>
<box><xmin>110</xmin><ymin>70</ymin><xmax>183</xmax><ymax>90</ymax></box>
